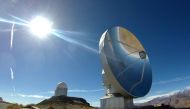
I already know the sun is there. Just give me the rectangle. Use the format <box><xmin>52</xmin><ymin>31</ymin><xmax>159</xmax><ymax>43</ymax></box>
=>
<box><xmin>29</xmin><ymin>16</ymin><xmax>52</xmax><ymax>39</ymax></box>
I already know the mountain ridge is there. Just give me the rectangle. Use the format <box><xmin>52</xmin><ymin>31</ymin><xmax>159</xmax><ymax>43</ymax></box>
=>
<box><xmin>140</xmin><ymin>88</ymin><xmax>190</xmax><ymax>108</ymax></box>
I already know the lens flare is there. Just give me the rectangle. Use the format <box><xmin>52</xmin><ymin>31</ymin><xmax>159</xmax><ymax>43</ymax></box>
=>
<box><xmin>29</xmin><ymin>16</ymin><xmax>52</xmax><ymax>38</ymax></box>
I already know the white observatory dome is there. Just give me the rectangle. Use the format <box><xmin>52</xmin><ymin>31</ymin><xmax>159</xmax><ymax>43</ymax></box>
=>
<box><xmin>55</xmin><ymin>82</ymin><xmax>68</xmax><ymax>96</ymax></box>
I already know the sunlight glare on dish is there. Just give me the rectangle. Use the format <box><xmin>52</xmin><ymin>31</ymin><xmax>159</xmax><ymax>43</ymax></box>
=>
<box><xmin>29</xmin><ymin>16</ymin><xmax>52</xmax><ymax>38</ymax></box>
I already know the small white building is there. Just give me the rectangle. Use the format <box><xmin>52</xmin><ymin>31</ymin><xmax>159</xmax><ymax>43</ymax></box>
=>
<box><xmin>54</xmin><ymin>82</ymin><xmax>68</xmax><ymax>96</ymax></box>
<box><xmin>37</xmin><ymin>82</ymin><xmax>95</xmax><ymax>109</ymax></box>
<box><xmin>0</xmin><ymin>98</ymin><xmax>11</xmax><ymax>109</ymax></box>
<box><xmin>0</xmin><ymin>97</ymin><xmax>2</xmax><ymax>101</ymax></box>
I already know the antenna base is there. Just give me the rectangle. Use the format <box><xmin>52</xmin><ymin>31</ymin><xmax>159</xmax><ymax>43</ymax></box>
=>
<box><xmin>100</xmin><ymin>95</ymin><xmax>133</xmax><ymax>109</ymax></box>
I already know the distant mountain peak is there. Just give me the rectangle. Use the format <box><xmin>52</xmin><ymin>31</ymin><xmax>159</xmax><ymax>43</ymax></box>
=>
<box><xmin>140</xmin><ymin>88</ymin><xmax>190</xmax><ymax>108</ymax></box>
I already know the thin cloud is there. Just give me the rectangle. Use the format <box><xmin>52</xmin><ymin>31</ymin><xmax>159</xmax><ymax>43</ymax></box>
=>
<box><xmin>17</xmin><ymin>93</ymin><xmax>49</xmax><ymax>99</ymax></box>
<box><xmin>48</xmin><ymin>91</ymin><xmax>54</xmax><ymax>94</ymax></box>
<box><xmin>10</xmin><ymin>23</ymin><xmax>15</xmax><ymax>49</ymax></box>
<box><xmin>68</xmin><ymin>89</ymin><xmax>104</xmax><ymax>93</ymax></box>
<box><xmin>153</xmin><ymin>76</ymin><xmax>190</xmax><ymax>85</ymax></box>
<box><xmin>48</xmin><ymin>89</ymin><xmax>104</xmax><ymax>94</ymax></box>
<box><xmin>155</xmin><ymin>91</ymin><xmax>165</xmax><ymax>94</ymax></box>
<box><xmin>10</xmin><ymin>67</ymin><xmax>14</xmax><ymax>80</ymax></box>
<box><xmin>90</xmin><ymin>101</ymin><xmax>100</xmax><ymax>107</ymax></box>
<box><xmin>185</xmin><ymin>86</ymin><xmax>190</xmax><ymax>89</ymax></box>
<box><xmin>10</xmin><ymin>67</ymin><xmax>16</xmax><ymax>95</ymax></box>
<box><xmin>13</xmin><ymin>86</ymin><xmax>15</xmax><ymax>92</ymax></box>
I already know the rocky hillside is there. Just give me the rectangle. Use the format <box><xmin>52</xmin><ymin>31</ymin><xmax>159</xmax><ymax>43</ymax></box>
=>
<box><xmin>141</xmin><ymin>89</ymin><xmax>190</xmax><ymax>108</ymax></box>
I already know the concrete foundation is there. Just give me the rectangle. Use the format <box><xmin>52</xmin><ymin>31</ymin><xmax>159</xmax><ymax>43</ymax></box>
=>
<box><xmin>100</xmin><ymin>95</ymin><xmax>133</xmax><ymax>109</ymax></box>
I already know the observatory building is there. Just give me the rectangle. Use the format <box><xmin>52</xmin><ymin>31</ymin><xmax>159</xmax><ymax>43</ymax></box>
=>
<box><xmin>37</xmin><ymin>82</ymin><xmax>95</xmax><ymax>109</ymax></box>
<box><xmin>55</xmin><ymin>82</ymin><xmax>68</xmax><ymax>96</ymax></box>
<box><xmin>0</xmin><ymin>97</ymin><xmax>12</xmax><ymax>109</ymax></box>
<box><xmin>99</xmin><ymin>26</ymin><xmax>152</xmax><ymax>109</ymax></box>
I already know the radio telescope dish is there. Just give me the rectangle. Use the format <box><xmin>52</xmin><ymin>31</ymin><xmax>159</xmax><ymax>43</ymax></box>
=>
<box><xmin>99</xmin><ymin>26</ymin><xmax>152</xmax><ymax>98</ymax></box>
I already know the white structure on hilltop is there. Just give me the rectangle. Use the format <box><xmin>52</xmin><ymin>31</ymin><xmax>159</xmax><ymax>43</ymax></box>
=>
<box><xmin>37</xmin><ymin>82</ymin><xmax>95</xmax><ymax>109</ymax></box>
<box><xmin>54</xmin><ymin>82</ymin><xmax>68</xmax><ymax>96</ymax></box>
<box><xmin>0</xmin><ymin>97</ymin><xmax>11</xmax><ymax>109</ymax></box>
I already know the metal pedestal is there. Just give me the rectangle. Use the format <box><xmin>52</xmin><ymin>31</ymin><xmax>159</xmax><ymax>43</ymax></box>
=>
<box><xmin>100</xmin><ymin>95</ymin><xmax>133</xmax><ymax>109</ymax></box>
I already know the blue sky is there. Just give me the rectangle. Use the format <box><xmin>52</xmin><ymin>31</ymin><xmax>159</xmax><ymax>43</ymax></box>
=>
<box><xmin>0</xmin><ymin>0</ymin><xmax>190</xmax><ymax>106</ymax></box>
